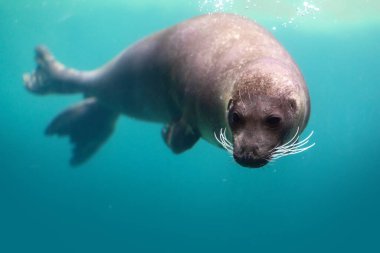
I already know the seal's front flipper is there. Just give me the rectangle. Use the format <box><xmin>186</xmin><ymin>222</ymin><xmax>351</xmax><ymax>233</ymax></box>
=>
<box><xmin>23</xmin><ymin>46</ymin><xmax>86</xmax><ymax>95</ymax></box>
<box><xmin>162</xmin><ymin>121</ymin><xmax>200</xmax><ymax>154</ymax></box>
<box><xmin>46</xmin><ymin>98</ymin><xmax>118</xmax><ymax>166</ymax></box>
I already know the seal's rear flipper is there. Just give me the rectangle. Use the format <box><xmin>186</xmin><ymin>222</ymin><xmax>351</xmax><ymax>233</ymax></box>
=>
<box><xmin>46</xmin><ymin>98</ymin><xmax>118</xmax><ymax>166</ymax></box>
<box><xmin>23</xmin><ymin>46</ymin><xmax>87</xmax><ymax>95</ymax></box>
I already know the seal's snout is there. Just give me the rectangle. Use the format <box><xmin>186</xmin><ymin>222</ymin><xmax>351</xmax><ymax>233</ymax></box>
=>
<box><xmin>233</xmin><ymin>151</ymin><xmax>269</xmax><ymax>168</ymax></box>
<box><xmin>232</xmin><ymin>141</ymin><xmax>272</xmax><ymax>168</ymax></box>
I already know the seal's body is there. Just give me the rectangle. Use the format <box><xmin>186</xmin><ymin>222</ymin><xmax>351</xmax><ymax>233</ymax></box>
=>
<box><xmin>24</xmin><ymin>13</ymin><xmax>311</xmax><ymax>168</ymax></box>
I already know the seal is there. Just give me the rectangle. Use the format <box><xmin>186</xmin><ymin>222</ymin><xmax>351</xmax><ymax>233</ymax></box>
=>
<box><xmin>23</xmin><ymin>13</ymin><xmax>313</xmax><ymax>168</ymax></box>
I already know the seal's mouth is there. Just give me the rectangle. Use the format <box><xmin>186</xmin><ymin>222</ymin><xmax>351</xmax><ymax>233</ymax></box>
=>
<box><xmin>233</xmin><ymin>153</ymin><xmax>270</xmax><ymax>168</ymax></box>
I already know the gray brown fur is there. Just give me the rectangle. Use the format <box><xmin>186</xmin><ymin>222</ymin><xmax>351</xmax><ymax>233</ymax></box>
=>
<box><xmin>23</xmin><ymin>13</ymin><xmax>310</xmax><ymax>168</ymax></box>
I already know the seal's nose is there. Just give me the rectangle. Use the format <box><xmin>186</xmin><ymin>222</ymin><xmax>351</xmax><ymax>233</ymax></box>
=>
<box><xmin>233</xmin><ymin>151</ymin><xmax>269</xmax><ymax>168</ymax></box>
<box><xmin>249</xmin><ymin>158</ymin><xmax>269</xmax><ymax>168</ymax></box>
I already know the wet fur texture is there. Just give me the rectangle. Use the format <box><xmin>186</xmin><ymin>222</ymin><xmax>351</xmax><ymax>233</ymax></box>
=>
<box><xmin>23</xmin><ymin>13</ymin><xmax>311</xmax><ymax>167</ymax></box>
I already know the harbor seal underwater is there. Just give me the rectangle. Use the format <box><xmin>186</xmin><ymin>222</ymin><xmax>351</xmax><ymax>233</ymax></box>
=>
<box><xmin>23</xmin><ymin>13</ymin><xmax>313</xmax><ymax>168</ymax></box>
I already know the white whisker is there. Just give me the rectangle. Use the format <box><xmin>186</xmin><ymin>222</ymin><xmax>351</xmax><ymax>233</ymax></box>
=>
<box><xmin>286</xmin><ymin>130</ymin><xmax>313</xmax><ymax>148</ymax></box>
<box><xmin>214</xmin><ymin>126</ymin><xmax>315</xmax><ymax>165</ymax></box>
<box><xmin>272</xmin><ymin>139</ymin><xmax>311</xmax><ymax>154</ymax></box>
<box><xmin>275</xmin><ymin>130</ymin><xmax>313</xmax><ymax>151</ymax></box>
<box><xmin>219</xmin><ymin>130</ymin><xmax>232</xmax><ymax>151</ymax></box>
<box><xmin>278</xmin><ymin>127</ymin><xmax>300</xmax><ymax>148</ymax></box>
<box><xmin>214</xmin><ymin>128</ymin><xmax>233</xmax><ymax>154</ymax></box>
<box><xmin>270</xmin><ymin>128</ymin><xmax>315</xmax><ymax>161</ymax></box>
<box><xmin>221</xmin><ymin>129</ymin><xmax>233</xmax><ymax>148</ymax></box>
<box><xmin>272</xmin><ymin>143</ymin><xmax>315</xmax><ymax>157</ymax></box>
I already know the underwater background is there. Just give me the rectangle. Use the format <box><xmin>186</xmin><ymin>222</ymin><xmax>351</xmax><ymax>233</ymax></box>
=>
<box><xmin>1</xmin><ymin>0</ymin><xmax>379</xmax><ymax>252</ymax></box>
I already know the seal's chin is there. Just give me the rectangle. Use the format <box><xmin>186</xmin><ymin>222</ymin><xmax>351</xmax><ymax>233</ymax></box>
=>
<box><xmin>233</xmin><ymin>154</ymin><xmax>270</xmax><ymax>168</ymax></box>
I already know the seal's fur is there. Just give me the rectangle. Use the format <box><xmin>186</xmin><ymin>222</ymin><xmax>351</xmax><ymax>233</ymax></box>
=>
<box><xmin>23</xmin><ymin>13</ymin><xmax>311</xmax><ymax>168</ymax></box>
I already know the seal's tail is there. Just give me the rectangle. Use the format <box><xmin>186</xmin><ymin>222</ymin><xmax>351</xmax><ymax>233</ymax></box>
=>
<box><xmin>23</xmin><ymin>46</ymin><xmax>87</xmax><ymax>95</ymax></box>
<box><xmin>46</xmin><ymin>98</ymin><xmax>119</xmax><ymax>166</ymax></box>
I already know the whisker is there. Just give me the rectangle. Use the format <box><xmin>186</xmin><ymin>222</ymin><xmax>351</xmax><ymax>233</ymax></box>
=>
<box><xmin>269</xmin><ymin>142</ymin><xmax>280</xmax><ymax>152</ymax></box>
<box><xmin>270</xmin><ymin>128</ymin><xmax>315</xmax><ymax>161</ymax></box>
<box><xmin>273</xmin><ymin>144</ymin><xmax>312</xmax><ymax>155</ymax></box>
<box><xmin>221</xmin><ymin>129</ymin><xmax>233</xmax><ymax>149</ymax></box>
<box><xmin>274</xmin><ymin>130</ymin><xmax>314</xmax><ymax>152</ymax></box>
<box><xmin>271</xmin><ymin>128</ymin><xmax>302</xmax><ymax>154</ymax></box>
<box><xmin>281</xmin><ymin>143</ymin><xmax>316</xmax><ymax>155</ymax></box>
<box><xmin>283</xmin><ymin>130</ymin><xmax>314</xmax><ymax>149</ymax></box>
<box><xmin>215</xmin><ymin>126</ymin><xmax>315</xmax><ymax>165</ymax></box>
<box><xmin>280</xmin><ymin>133</ymin><xmax>301</xmax><ymax>147</ymax></box>
<box><xmin>214</xmin><ymin>128</ymin><xmax>233</xmax><ymax>154</ymax></box>
<box><xmin>272</xmin><ymin>146</ymin><xmax>314</xmax><ymax>159</ymax></box>
<box><xmin>219</xmin><ymin>130</ymin><xmax>232</xmax><ymax>151</ymax></box>
<box><xmin>276</xmin><ymin>127</ymin><xmax>300</xmax><ymax>149</ymax></box>
<box><xmin>272</xmin><ymin>149</ymin><xmax>313</xmax><ymax>160</ymax></box>
<box><xmin>272</xmin><ymin>139</ymin><xmax>311</xmax><ymax>154</ymax></box>
<box><xmin>273</xmin><ymin>145</ymin><xmax>314</xmax><ymax>156</ymax></box>
<box><xmin>214</xmin><ymin>131</ymin><xmax>225</xmax><ymax>147</ymax></box>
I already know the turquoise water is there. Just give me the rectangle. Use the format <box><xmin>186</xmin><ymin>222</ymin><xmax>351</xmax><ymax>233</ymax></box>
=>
<box><xmin>1</xmin><ymin>1</ymin><xmax>380</xmax><ymax>252</ymax></box>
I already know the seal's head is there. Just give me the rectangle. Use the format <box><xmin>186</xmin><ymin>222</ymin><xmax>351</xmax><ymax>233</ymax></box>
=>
<box><xmin>225</xmin><ymin>60</ymin><xmax>310</xmax><ymax>168</ymax></box>
<box><xmin>227</xmin><ymin>94</ymin><xmax>298</xmax><ymax>168</ymax></box>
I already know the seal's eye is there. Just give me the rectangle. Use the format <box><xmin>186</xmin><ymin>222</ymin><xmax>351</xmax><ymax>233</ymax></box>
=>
<box><xmin>265</xmin><ymin>116</ymin><xmax>281</xmax><ymax>128</ymax></box>
<box><xmin>229</xmin><ymin>111</ymin><xmax>243</xmax><ymax>128</ymax></box>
